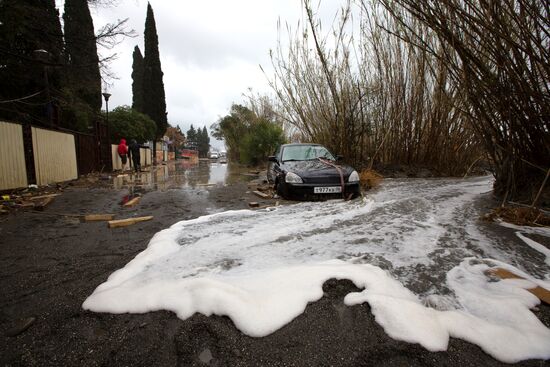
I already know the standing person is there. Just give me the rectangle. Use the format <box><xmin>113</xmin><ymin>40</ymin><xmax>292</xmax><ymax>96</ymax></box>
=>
<box><xmin>117</xmin><ymin>138</ymin><xmax>128</xmax><ymax>171</ymax></box>
<box><xmin>128</xmin><ymin>139</ymin><xmax>142</xmax><ymax>172</ymax></box>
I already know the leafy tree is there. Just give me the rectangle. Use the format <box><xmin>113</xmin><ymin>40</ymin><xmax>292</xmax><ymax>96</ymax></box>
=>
<box><xmin>63</xmin><ymin>0</ymin><xmax>102</xmax><ymax>111</ymax></box>
<box><xmin>142</xmin><ymin>3</ymin><xmax>167</xmax><ymax>155</ymax></box>
<box><xmin>197</xmin><ymin>126</ymin><xmax>210</xmax><ymax>158</ymax></box>
<box><xmin>212</xmin><ymin>104</ymin><xmax>286</xmax><ymax>165</ymax></box>
<box><xmin>131</xmin><ymin>46</ymin><xmax>144</xmax><ymax>112</ymax></box>
<box><xmin>165</xmin><ymin>125</ymin><xmax>186</xmax><ymax>151</ymax></box>
<box><xmin>240</xmin><ymin>118</ymin><xmax>286</xmax><ymax>165</ymax></box>
<box><xmin>107</xmin><ymin>106</ymin><xmax>156</xmax><ymax>144</ymax></box>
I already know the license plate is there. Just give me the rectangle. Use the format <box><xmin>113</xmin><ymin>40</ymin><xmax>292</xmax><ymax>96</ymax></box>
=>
<box><xmin>314</xmin><ymin>186</ymin><xmax>342</xmax><ymax>194</ymax></box>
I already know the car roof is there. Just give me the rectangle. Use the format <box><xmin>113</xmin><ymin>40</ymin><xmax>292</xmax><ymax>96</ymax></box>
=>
<box><xmin>281</xmin><ymin>143</ymin><xmax>323</xmax><ymax>148</ymax></box>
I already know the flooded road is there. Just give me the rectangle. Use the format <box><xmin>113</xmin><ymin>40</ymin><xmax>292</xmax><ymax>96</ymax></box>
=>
<box><xmin>112</xmin><ymin>159</ymin><xmax>258</xmax><ymax>191</ymax></box>
<box><xmin>84</xmin><ymin>175</ymin><xmax>550</xmax><ymax>362</ymax></box>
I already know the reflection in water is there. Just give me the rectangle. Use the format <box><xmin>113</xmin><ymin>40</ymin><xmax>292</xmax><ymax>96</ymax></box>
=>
<box><xmin>112</xmin><ymin>159</ymin><xmax>257</xmax><ymax>191</ymax></box>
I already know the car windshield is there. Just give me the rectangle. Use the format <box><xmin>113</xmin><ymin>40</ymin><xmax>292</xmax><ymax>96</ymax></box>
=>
<box><xmin>281</xmin><ymin>145</ymin><xmax>335</xmax><ymax>162</ymax></box>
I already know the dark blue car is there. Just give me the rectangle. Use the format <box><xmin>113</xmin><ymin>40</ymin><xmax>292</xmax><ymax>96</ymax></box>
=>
<box><xmin>267</xmin><ymin>143</ymin><xmax>361</xmax><ymax>200</ymax></box>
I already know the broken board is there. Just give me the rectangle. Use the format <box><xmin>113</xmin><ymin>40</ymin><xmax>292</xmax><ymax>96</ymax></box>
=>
<box><xmin>84</xmin><ymin>214</ymin><xmax>115</xmax><ymax>222</ymax></box>
<box><xmin>253</xmin><ymin>190</ymin><xmax>270</xmax><ymax>199</ymax></box>
<box><xmin>123</xmin><ymin>196</ymin><xmax>141</xmax><ymax>207</ymax></box>
<box><xmin>486</xmin><ymin>268</ymin><xmax>550</xmax><ymax>304</ymax></box>
<box><xmin>108</xmin><ymin>216</ymin><xmax>153</xmax><ymax>228</ymax></box>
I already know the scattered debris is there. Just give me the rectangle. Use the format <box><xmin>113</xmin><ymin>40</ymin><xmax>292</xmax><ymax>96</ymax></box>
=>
<box><xmin>108</xmin><ymin>216</ymin><xmax>153</xmax><ymax>228</ymax></box>
<box><xmin>253</xmin><ymin>190</ymin><xmax>270</xmax><ymax>199</ymax></box>
<box><xmin>28</xmin><ymin>194</ymin><xmax>60</xmax><ymax>201</ymax></box>
<box><xmin>34</xmin><ymin>196</ymin><xmax>55</xmax><ymax>211</ymax></box>
<box><xmin>123</xmin><ymin>196</ymin><xmax>141</xmax><ymax>207</ymax></box>
<box><xmin>360</xmin><ymin>169</ymin><xmax>383</xmax><ymax>189</ymax></box>
<box><xmin>482</xmin><ymin>206</ymin><xmax>550</xmax><ymax>227</ymax></box>
<box><xmin>5</xmin><ymin>317</ymin><xmax>36</xmax><ymax>337</ymax></box>
<box><xmin>84</xmin><ymin>214</ymin><xmax>115</xmax><ymax>222</ymax></box>
<box><xmin>486</xmin><ymin>268</ymin><xmax>550</xmax><ymax>304</ymax></box>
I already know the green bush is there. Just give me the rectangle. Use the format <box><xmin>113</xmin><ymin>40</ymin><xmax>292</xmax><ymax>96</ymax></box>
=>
<box><xmin>106</xmin><ymin>105</ymin><xmax>157</xmax><ymax>143</ymax></box>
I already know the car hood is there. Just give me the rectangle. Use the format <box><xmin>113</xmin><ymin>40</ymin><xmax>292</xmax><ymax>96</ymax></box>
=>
<box><xmin>282</xmin><ymin>160</ymin><xmax>355</xmax><ymax>178</ymax></box>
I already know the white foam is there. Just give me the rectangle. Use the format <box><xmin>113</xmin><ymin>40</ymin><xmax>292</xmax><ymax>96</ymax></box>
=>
<box><xmin>83</xmin><ymin>176</ymin><xmax>550</xmax><ymax>362</ymax></box>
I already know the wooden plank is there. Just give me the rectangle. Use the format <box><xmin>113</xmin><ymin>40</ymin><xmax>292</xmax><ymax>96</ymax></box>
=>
<box><xmin>108</xmin><ymin>216</ymin><xmax>153</xmax><ymax>228</ymax></box>
<box><xmin>487</xmin><ymin>268</ymin><xmax>550</xmax><ymax>305</ymax></box>
<box><xmin>253</xmin><ymin>190</ymin><xmax>270</xmax><ymax>199</ymax></box>
<box><xmin>84</xmin><ymin>214</ymin><xmax>115</xmax><ymax>222</ymax></box>
<box><xmin>123</xmin><ymin>196</ymin><xmax>141</xmax><ymax>207</ymax></box>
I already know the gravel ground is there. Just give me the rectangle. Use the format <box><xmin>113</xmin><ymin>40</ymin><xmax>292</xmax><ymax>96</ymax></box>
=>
<box><xmin>0</xmin><ymin>165</ymin><xmax>548</xmax><ymax>366</ymax></box>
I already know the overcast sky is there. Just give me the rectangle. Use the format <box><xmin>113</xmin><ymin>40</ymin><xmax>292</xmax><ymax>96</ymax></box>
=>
<box><xmin>80</xmin><ymin>0</ymin><xmax>313</xmax><ymax>148</ymax></box>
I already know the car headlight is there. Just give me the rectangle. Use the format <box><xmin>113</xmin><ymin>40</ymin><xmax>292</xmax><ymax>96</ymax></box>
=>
<box><xmin>285</xmin><ymin>172</ymin><xmax>303</xmax><ymax>184</ymax></box>
<box><xmin>348</xmin><ymin>170</ymin><xmax>360</xmax><ymax>183</ymax></box>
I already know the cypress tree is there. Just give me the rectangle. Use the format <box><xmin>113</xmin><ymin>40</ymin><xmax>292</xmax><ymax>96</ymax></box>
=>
<box><xmin>131</xmin><ymin>46</ymin><xmax>144</xmax><ymax>112</ymax></box>
<box><xmin>142</xmin><ymin>3</ymin><xmax>168</xmax><ymax>144</ymax></box>
<box><xmin>198</xmin><ymin>126</ymin><xmax>210</xmax><ymax>158</ymax></box>
<box><xmin>63</xmin><ymin>0</ymin><xmax>102</xmax><ymax>111</ymax></box>
<box><xmin>186</xmin><ymin>125</ymin><xmax>197</xmax><ymax>147</ymax></box>
<box><xmin>0</xmin><ymin>0</ymin><xmax>65</xmax><ymax>121</ymax></box>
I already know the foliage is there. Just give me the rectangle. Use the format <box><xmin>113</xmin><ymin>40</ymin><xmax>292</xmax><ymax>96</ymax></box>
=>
<box><xmin>64</xmin><ymin>0</ymin><xmax>102</xmax><ymax>111</ymax></box>
<box><xmin>186</xmin><ymin>125</ymin><xmax>197</xmax><ymax>147</ymax></box>
<box><xmin>269</xmin><ymin>0</ymin><xmax>548</xmax><ymax>201</ymax></box>
<box><xmin>107</xmin><ymin>106</ymin><xmax>156</xmax><ymax>144</ymax></box>
<box><xmin>165</xmin><ymin>125</ymin><xmax>185</xmax><ymax>151</ymax></box>
<box><xmin>141</xmin><ymin>3</ymin><xmax>167</xmax><ymax>140</ymax></box>
<box><xmin>131</xmin><ymin>46</ymin><xmax>144</xmax><ymax>112</ymax></box>
<box><xmin>212</xmin><ymin>104</ymin><xmax>286</xmax><ymax>165</ymax></box>
<box><xmin>197</xmin><ymin>126</ymin><xmax>210</xmax><ymax>158</ymax></box>
<box><xmin>376</xmin><ymin>0</ymin><xmax>550</xmax><ymax>201</ymax></box>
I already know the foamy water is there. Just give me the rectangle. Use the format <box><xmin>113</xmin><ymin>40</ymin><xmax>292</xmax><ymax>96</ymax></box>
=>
<box><xmin>83</xmin><ymin>176</ymin><xmax>550</xmax><ymax>362</ymax></box>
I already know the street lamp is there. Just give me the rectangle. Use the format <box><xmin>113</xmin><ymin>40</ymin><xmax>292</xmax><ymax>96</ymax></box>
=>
<box><xmin>102</xmin><ymin>92</ymin><xmax>111</xmax><ymax>124</ymax></box>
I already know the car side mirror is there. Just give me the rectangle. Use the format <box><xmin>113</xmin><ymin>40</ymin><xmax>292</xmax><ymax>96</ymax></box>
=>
<box><xmin>336</xmin><ymin>155</ymin><xmax>344</xmax><ymax>161</ymax></box>
<box><xmin>268</xmin><ymin>156</ymin><xmax>278</xmax><ymax>163</ymax></box>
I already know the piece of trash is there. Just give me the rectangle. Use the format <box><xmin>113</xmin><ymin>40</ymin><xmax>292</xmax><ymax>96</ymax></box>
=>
<box><xmin>248</xmin><ymin>202</ymin><xmax>260</xmax><ymax>208</ymax></box>
<box><xmin>2</xmin><ymin>195</ymin><xmax>10</xmax><ymax>201</ymax></box>
<box><xmin>28</xmin><ymin>184</ymin><xmax>38</xmax><ymax>189</ymax></box>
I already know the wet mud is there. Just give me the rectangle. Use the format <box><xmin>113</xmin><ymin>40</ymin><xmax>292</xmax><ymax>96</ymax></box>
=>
<box><xmin>0</xmin><ymin>162</ymin><xmax>548</xmax><ymax>366</ymax></box>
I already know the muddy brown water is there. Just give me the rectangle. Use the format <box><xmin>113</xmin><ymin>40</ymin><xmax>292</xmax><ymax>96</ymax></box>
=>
<box><xmin>0</xmin><ymin>163</ymin><xmax>548</xmax><ymax>366</ymax></box>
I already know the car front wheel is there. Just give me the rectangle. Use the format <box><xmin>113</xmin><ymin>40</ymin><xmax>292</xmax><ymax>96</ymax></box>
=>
<box><xmin>276</xmin><ymin>180</ymin><xmax>287</xmax><ymax>199</ymax></box>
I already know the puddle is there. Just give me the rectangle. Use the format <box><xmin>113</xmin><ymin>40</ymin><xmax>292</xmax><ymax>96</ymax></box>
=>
<box><xmin>112</xmin><ymin>160</ymin><xmax>258</xmax><ymax>191</ymax></box>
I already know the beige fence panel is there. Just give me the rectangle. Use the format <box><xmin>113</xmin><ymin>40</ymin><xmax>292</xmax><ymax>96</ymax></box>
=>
<box><xmin>112</xmin><ymin>145</ymin><xmax>152</xmax><ymax>171</ymax></box>
<box><xmin>112</xmin><ymin>145</ymin><xmax>125</xmax><ymax>171</ymax></box>
<box><xmin>0</xmin><ymin>121</ymin><xmax>28</xmax><ymax>190</ymax></box>
<box><xmin>32</xmin><ymin>127</ymin><xmax>77</xmax><ymax>185</ymax></box>
<box><xmin>140</xmin><ymin>148</ymin><xmax>152</xmax><ymax>167</ymax></box>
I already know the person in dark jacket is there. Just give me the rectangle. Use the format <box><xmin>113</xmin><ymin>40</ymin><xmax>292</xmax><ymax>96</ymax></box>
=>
<box><xmin>128</xmin><ymin>139</ymin><xmax>143</xmax><ymax>172</ymax></box>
